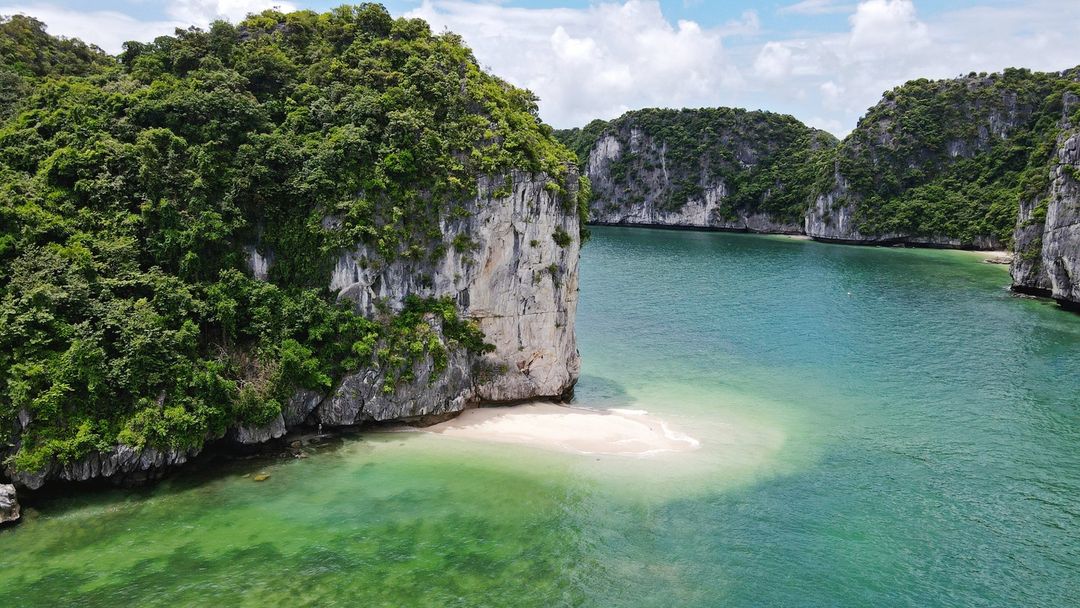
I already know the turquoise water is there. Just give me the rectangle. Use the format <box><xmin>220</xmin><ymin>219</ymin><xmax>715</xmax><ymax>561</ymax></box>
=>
<box><xmin>2</xmin><ymin>226</ymin><xmax>1079</xmax><ymax>606</ymax></box>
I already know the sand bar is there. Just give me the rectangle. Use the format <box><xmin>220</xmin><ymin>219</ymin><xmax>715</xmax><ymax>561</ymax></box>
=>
<box><xmin>422</xmin><ymin>403</ymin><xmax>700</xmax><ymax>456</ymax></box>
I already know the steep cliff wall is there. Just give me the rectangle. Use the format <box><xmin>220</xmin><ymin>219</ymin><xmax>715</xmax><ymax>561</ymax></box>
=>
<box><xmin>318</xmin><ymin>171</ymin><xmax>580</xmax><ymax>424</ymax></box>
<box><xmin>563</xmin><ymin>68</ymin><xmax>1080</xmax><ymax>264</ymax></box>
<box><xmin>558</xmin><ymin>108</ymin><xmax>834</xmax><ymax>233</ymax></box>
<box><xmin>214</xmin><ymin>172</ymin><xmax>581</xmax><ymax>440</ymax></box>
<box><xmin>1011</xmin><ymin>90</ymin><xmax>1080</xmax><ymax>307</ymax></box>
<box><xmin>1041</xmin><ymin>133</ymin><xmax>1080</xmax><ymax>308</ymax></box>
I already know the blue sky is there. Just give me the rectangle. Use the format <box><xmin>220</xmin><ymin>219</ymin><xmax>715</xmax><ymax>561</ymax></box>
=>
<box><xmin>2</xmin><ymin>1</ymin><xmax>1077</xmax><ymax>134</ymax></box>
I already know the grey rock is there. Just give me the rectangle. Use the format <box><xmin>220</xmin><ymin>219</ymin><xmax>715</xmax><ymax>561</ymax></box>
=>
<box><xmin>245</xmin><ymin>245</ymin><xmax>274</xmax><ymax>281</ymax></box>
<box><xmin>233</xmin><ymin>415</ymin><xmax>287</xmax><ymax>445</ymax></box>
<box><xmin>16</xmin><ymin>408</ymin><xmax>31</xmax><ymax>430</ymax></box>
<box><xmin>578</xmin><ymin>106</ymin><xmax>1009</xmax><ymax>249</ymax></box>
<box><xmin>1012</xmin><ymin>126</ymin><xmax>1080</xmax><ymax>306</ymax></box>
<box><xmin>0</xmin><ymin>484</ymin><xmax>18</xmax><ymax>524</ymax></box>
<box><xmin>318</xmin><ymin>321</ymin><xmax>474</xmax><ymax>425</ymax></box>
<box><xmin>805</xmin><ymin>72</ymin><xmax>1038</xmax><ymax>250</ymax></box>
<box><xmin>583</xmin><ymin>121</ymin><xmax>809</xmax><ymax>234</ymax></box>
<box><xmin>1043</xmin><ymin>135</ymin><xmax>1080</xmax><ymax>305</ymax></box>
<box><xmin>1012</xmin><ymin>190</ymin><xmax>1054</xmax><ymax>296</ymax></box>
<box><xmin>806</xmin><ymin>170</ymin><xmax>1004</xmax><ymax>250</ymax></box>
<box><xmin>328</xmin><ymin>170</ymin><xmax>581</xmax><ymax>404</ymax></box>
<box><xmin>232</xmin><ymin>387</ymin><xmax>325</xmax><ymax>444</ymax></box>
<box><xmin>283</xmin><ymin>389</ymin><xmax>324</xmax><ymax>426</ymax></box>
<box><xmin>7</xmin><ymin>444</ymin><xmax>200</xmax><ymax>490</ymax></box>
<box><xmin>804</xmin><ymin>172</ymin><xmax>897</xmax><ymax>244</ymax></box>
<box><xmin>318</xmin><ymin>369</ymin><xmax>383</xmax><ymax>426</ymax></box>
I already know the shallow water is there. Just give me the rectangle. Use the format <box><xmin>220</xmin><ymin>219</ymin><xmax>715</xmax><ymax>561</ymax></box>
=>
<box><xmin>2</xmin><ymin>227</ymin><xmax>1079</xmax><ymax>606</ymax></box>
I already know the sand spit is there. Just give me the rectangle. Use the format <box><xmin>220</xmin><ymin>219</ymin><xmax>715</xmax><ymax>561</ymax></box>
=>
<box><xmin>421</xmin><ymin>403</ymin><xmax>700</xmax><ymax>456</ymax></box>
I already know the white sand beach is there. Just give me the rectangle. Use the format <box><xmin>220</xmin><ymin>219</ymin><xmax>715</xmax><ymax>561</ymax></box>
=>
<box><xmin>421</xmin><ymin>403</ymin><xmax>700</xmax><ymax>456</ymax></box>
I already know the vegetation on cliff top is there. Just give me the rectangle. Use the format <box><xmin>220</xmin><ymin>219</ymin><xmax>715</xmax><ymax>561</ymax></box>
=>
<box><xmin>557</xmin><ymin>108</ymin><xmax>836</xmax><ymax>224</ymax></box>
<box><xmin>0</xmin><ymin>15</ymin><xmax>112</xmax><ymax>120</ymax></box>
<box><xmin>0</xmin><ymin>5</ymin><xmax>571</xmax><ymax>473</ymax></box>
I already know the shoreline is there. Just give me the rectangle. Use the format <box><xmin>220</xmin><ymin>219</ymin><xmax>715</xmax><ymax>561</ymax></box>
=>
<box><xmin>4</xmin><ymin>401</ymin><xmax>703</xmax><ymax>520</ymax></box>
<box><xmin>588</xmin><ymin>222</ymin><xmax>1012</xmax><ymax>254</ymax></box>
<box><xmin>976</xmin><ymin>250</ymin><xmax>1013</xmax><ymax>264</ymax></box>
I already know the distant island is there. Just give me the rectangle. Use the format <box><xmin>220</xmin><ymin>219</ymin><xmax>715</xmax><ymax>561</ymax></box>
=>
<box><xmin>558</xmin><ymin>67</ymin><xmax>1080</xmax><ymax>309</ymax></box>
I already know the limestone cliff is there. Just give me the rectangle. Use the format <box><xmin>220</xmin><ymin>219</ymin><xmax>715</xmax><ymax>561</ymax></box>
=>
<box><xmin>563</xmin><ymin>68</ymin><xmax>1080</xmax><ymax>263</ymax></box>
<box><xmin>557</xmin><ymin>108</ymin><xmax>834</xmax><ymax>233</ymax></box>
<box><xmin>0</xmin><ymin>483</ymin><xmax>18</xmax><ymax>524</ymax></box>
<box><xmin>1011</xmin><ymin>91</ymin><xmax>1080</xmax><ymax>308</ymax></box>
<box><xmin>318</xmin><ymin>171</ymin><xmax>581</xmax><ymax>424</ymax></box>
<box><xmin>237</xmin><ymin>171</ymin><xmax>581</xmax><ymax>438</ymax></box>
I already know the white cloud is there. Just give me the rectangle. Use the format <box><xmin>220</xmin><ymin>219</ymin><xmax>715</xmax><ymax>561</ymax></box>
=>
<box><xmin>718</xmin><ymin>9</ymin><xmax>760</xmax><ymax>38</ymax></box>
<box><xmin>408</xmin><ymin>0</ymin><xmax>743</xmax><ymax>128</ymax></box>
<box><xmin>761</xmin><ymin>0</ymin><xmax>1080</xmax><ymax>135</ymax></box>
<box><xmin>0</xmin><ymin>4</ymin><xmax>180</xmax><ymax>52</ymax></box>
<box><xmin>403</xmin><ymin>0</ymin><xmax>946</xmax><ymax>132</ymax></box>
<box><xmin>819</xmin><ymin>80</ymin><xmax>843</xmax><ymax>105</ymax></box>
<box><xmin>407</xmin><ymin>0</ymin><xmax>1080</xmax><ymax>135</ymax></box>
<box><xmin>4</xmin><ymin>0</ymin><xmax>1080</xmax><ymax>137</ymax></box>
<box><xmin>754</xmin><ymin>41</ymin><xmax>793</xmax><ymax>81</ymax></box>
<box><xmin>805</xmin><ymin>115</ymin><xmax>845</xmax><ymax>134</ymax></box>
<box><xmin>166</xmin><ymin>0</ymin><xmax>297</xmax><ymax>24</ymax></box>
<box><xmin>848</xmin><ymin>0</ymin><xmax>928</xmax><ymax>56</ymax></box>
<box><xmin>0</xmin><ymin>1</ymin><xmax>294</xmax><ymax>53</ymax></box>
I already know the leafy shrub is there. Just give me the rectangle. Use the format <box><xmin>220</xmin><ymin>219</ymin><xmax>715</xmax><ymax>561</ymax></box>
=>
<box><xmin>552</xmin><ymin>227</ymin><xmax>572</xmax><ymax>247</ymax></box>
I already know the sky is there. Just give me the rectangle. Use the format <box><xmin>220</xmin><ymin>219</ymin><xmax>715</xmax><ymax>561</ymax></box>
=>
<box><xmin>1</xmin><ymin>1</ymin><xmax>1078</xmax><ymax>135</ymax></box>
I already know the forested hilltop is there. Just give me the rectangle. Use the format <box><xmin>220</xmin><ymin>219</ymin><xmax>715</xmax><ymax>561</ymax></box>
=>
<box><xmin>556</xmin><ymin>108</ymin><xmax>836</xmax><ymax>232</ymax></box>
<box><xmin>807</xmin><ymin>67</ymin><xmax>1080</xmax><ymax>306</ymax></box>
<box><xmin>808</xmin><ymin>67</ymin><xmax>1080</xmax><ymax>247</ymax></box>
<box><xmin>0</xmin><ymin>14</ymin><xmax>111</xmax><ymax>120</ymax></box>
<box><xmin>0</xmin><ymin>5</ymin><xmax>584</xmax><ymax>483</ymax></box>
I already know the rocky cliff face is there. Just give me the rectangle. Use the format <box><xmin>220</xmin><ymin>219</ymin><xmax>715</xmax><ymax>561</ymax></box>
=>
<box><xmin>0</xmin><ymin>484</ymin><xmax>19</xmax><ymax>524</ymax></box>
<box><xmin>1011</xmin><ymin>91</ymin><xmax>1080</xmax><ymax>307</ymax></box>
<box><xmin>5</xmin><ymin>171</ymin><xmax>580</xmax><ymax>489</ymax></box>
<box><xmin>0</xmin><ymin>6</ymin><xmax>587</xmax><ymax>494</ymax></box>
<box><xmin>319</xmin><ymin>170</ymin><xmax>581</xmax><ymax>424</ymax></box>
<box><xmin>805</xmin><ymin>168</ymin><xmax>1004</xmax><ymax>249</ymax></box>
<box><xmin>237</xmin><ymin>173</ymin><xmax>581</xmax><ymax>438</ymax></box>
<box><xmin>559</xmin><ymin>108</ymin><xmax>833</xmax><ymax>233</ymax></box>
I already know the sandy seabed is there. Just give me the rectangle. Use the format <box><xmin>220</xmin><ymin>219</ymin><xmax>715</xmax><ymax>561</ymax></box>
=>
<box><xmin>420</xmin><ymin>403</ymin><xmax>701</xmax><ymax>456</ymax></box>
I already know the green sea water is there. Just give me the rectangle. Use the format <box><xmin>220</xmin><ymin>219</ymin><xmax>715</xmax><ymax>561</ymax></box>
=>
<box><xmin>2</xmin><ymin>226</ymin><xmax>1079</xmax><ymax>606</ymax></box>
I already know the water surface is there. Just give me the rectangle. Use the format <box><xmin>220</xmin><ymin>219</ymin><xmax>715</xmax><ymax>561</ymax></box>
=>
<box><xmin>2</xmin><ymin>227</ymin><xmax>1078</xmax><ymax>606</ymax></box>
